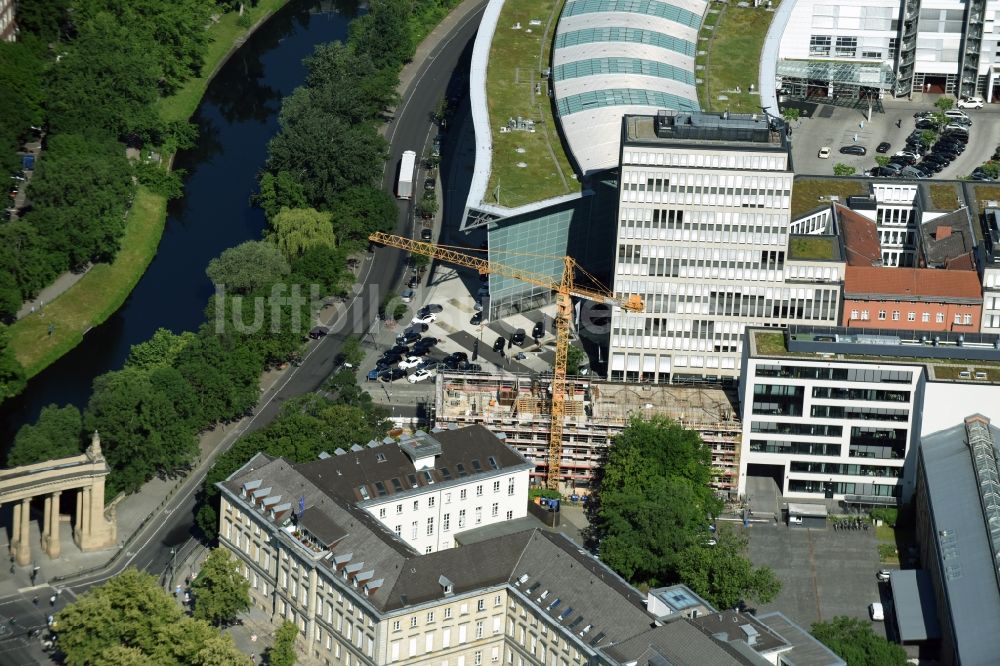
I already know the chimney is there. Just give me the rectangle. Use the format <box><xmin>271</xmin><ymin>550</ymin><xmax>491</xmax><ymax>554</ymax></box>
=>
<box><xmin>936</xmin><ymin>226</ymin><xmax>952</xmax><ymax>239</ymax></box>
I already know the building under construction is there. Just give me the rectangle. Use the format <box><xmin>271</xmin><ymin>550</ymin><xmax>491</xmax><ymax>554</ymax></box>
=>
<box><xmin>433</xmin><ymin>372</ymin><xmax>741</xmax><ymax>495</ymax></box>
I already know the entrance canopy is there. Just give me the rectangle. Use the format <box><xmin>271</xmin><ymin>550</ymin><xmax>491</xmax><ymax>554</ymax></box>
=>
<box><xmin>777</xmin><ymin>59</ymin><xmax>897</xmax><ymax>93</ymax></box>
<box><xmin>787</xmin><ymin>503</ymin><xmax>828</xmax><ymax>518</ymax></box>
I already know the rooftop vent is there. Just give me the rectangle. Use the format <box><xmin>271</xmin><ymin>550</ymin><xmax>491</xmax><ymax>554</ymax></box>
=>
<box><xmin>350</xmin><ymin>444</ymin><xmax>364</xmax><ymax>452</ymax></box>
<box><xmin>740</xmin><ymin>624</ymin><xmax>759</xmax><ymax>647</ymax></box>
<box><xmin>334</xmin><ymin>448</ymin><xmax>347</xmax><ymax>456</ymax></box>
<box><xmin>399</xmin><ymin>432</ymin><xmax>442</xmax><ymax>470</ymax></box>
<box><xmin>515</xmin><ymin>574</ymin><xmax>529</xmax><ymax>586</ymax></box>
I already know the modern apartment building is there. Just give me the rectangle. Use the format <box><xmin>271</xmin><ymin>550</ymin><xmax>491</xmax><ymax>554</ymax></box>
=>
<box><xmin>981</xmin><ymin>208</ymin><xmax>1000</xmax><ymax>333</ymax></box>
<box><xmin>776</xmin><ymin>0</ymin><xmax>1000</xmax><ymax>98</ymax></box>
<box><xmin>0</xmin><ymin>0</ymin><xmax>14</xmax><ymax>42</ymax></box>
<box><xmin>433</xmin><ymin>372</ymin><xmax>741</xmax><ymax>495</ymax></box>
<box><xmin>738</xmin><ymin>325</ymin><xmax>1000</xmax><ymax>504</ymax></box>
<box><xmin>609</xmin><ymin>111</ymin><xmax>841</xmax><ymax>383</ymax></box>
<box><xmin>216</xmin><ymin>433</ymin><xmax>843</xmax><ymax>666</ymax></box>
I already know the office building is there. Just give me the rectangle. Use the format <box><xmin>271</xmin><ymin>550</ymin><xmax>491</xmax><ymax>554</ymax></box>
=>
<box><xmin>738</xmin><ymin>325</ymin><xmax>1000</xmax><ymax>503</ymax></box>
<box><xmin>216</xmin><ymin>433</ymin><xmax>841</xmax><ymax>666</ymax></box>
<box><xmin>981</xmin><ymin>208</ymin><xmax>1000</xmax><ymax>333</ymax></box>
<box><xmin>434</xmin><ymin>372</ymin><xmax>740</xmax><ymax>494</ymax></box>
<box><xmin>0</xmin><ymin>0</ymin><xmax>14</xmax><ymax>42</ymax></box>
<box><xmin>776</xmin><ymin>0</ymin><xmax>1000</xmax><ymax>98</ymax></box>
<box><xmin>915</xmin><ymin>415</ymin><xmax>1000</xmax><ymax>664</ymax></box>
<box><xmin>609</xmin><ymin>111</ymin><xmax>841</xmax><ymax>383</ymax></box>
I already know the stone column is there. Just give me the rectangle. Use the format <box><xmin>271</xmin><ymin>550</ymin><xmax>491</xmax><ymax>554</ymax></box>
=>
<box><xmin>41</xmin><ymin>495</ymin><xmax>51</xmax><ymax>551</ymax></box>
<box><xmin>81</xmin><ymin>487</ymin><xmax>91</xmax><ymax>538</ymax></box>
<box><xmin>47</xmin><ymin>492</ymin><xmax>61</xmax><ymax>559</ymax></box>
<box><xmin>10</xmin><ymin>501</ymin><xmax>21</xmax><ymax>560</ymax></box>
<box><xmin>74</xmin><ymin>491</ymin><xmax>82</xmax><ymax>538</ymax></box>
<box><xmin>16</xmin><ymin>498</ymin><xmax>30</xmax><ymax>566</ymax></box>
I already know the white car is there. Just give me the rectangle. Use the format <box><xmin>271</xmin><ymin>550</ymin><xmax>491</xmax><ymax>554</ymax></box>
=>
<box><xmin>408</xmin><ymin>368</ymin><xmax>435</xmax><ymax>383</ymax></box>
<box><xmin>876</xmin><ymin>569</ymin><xmax>891</xmax><ymax>582</ymax></box>
<box><xmin>869</xmin><ymin>602</ymin><xmax>885</xmax><ymax>621</ymax></box>
<box><xmin>411</xmin><ymin>312</ymin><xmax>438</xmax><ymax>325</ymax></box>
<box><xmin>818</xmin><ymin>146</ymin><xmax>831</xmax><ymax>159</ymax></box>
<box><xmin>957</xmin><ymin>96</ymin><xmax>984</xmax><ymax>109</ymax></box>
<box><xmin>398</xmin><ymin>356</ymin><xmax>424</xmax><ymax>370</ymax></box>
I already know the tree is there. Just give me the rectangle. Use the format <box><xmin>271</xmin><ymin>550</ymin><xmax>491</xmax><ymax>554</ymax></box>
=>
<box><xmin>328</xmin><ymin>186</ymin><xmax>398</xmax><ymax>243</ymax></box>
<box><xmin>833</xmin><ymin>164</ymin><xmax>856</xmax><ymax>176</ymax></box>
<box><xmin>268</xmin><ymin>620</ymin><xmax>299</xmax><ymax>666</ymax></box>
<box><xmin>341</xmin><ymin>335</ymin><xmax>365</xmax><ymax>366</ymax></box>
<box><xmin>675</xmin><ymin>529</ymin><xmax>780</xmax><ymax>609</ymax></box>
<box><xmin>191</xmin><ymin>548</ymin><xmax>251</xmax><ymax>627</ymax></box>
<box><xmin>781</xmin><ymin>107</ymin><xmax>800</xmax><ymax>123</ymax></box>
<box><xmin>920</xmin><ymin>129</ymin><xmax>938</xmax><ymax>146</ymax></box>
<box><xmin>256</xmin><ymin>170</ymin><xmax>308</xmax><ymax>220</ymax></box>
<box><xmin>126</xmin><ymin>328</ymin><xmax>197</xmax><ymax>371</ymax></box>
<box><xmin>934</xmin><ymin>96</ymin><xmax>955</xmax><ymax>112</ymax></box>
<box><xmin>811</xmin><ymin>616</ymin><xmax>908</xmax><ymax>666</ymax></box>
<box><xmin>268</xmin><ymin>207</ymin><xmax>335</xmax><ymax>260</ymax></box>
<box><xmin>566</xmin><ymin>345</ymin><xmax>586</xmax><ymax>374</ymax></box>
<box><xmin>982</xmin><ymin>161</ymin><xmax>1000</xmax><ymax>179</ymax></box>
<box><xmin>874</xmin><ymin>156</ymin><xmax>891</xmax><ymax>167</ymax></box>
<box><xmin>206</xmin><ymin>240</ymin><xmax>290</xmax><ymax>295</ymax></box>
<box><xmin>290</xmin><ymin>244</ymin><xmax>352</xmax><ymax>296</ymax></box>
<box><xmin>9</xmin><ymin>404</ymin><xmax>83</xmax><ymax>467</ymax></box>
<box><xmin>416</xmin><ymin>191</ymin><xmax>438</xmax><ymax>218</ymax></box>
<box><xmin>0</xmin><ymin>324</ymin><xmax>25</xmax><ymax>400</ymax></box>
<box><xmin>55</xmin><ymin>568</ymin><xmax>248</xmax><ymax>666</ymax></box>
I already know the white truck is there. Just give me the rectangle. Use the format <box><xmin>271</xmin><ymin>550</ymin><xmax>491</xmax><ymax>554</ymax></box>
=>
<box><xmin>397</xmin><ymin>150</ymin><xmax>416</xmax><ymax>199</ymax></box>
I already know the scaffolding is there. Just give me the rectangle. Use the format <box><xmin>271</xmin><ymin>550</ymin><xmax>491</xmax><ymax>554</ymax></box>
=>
<box><xmin>434</xmin><ymin>372</ymin><xmax>741</xmax><ymax>495</ymax></box>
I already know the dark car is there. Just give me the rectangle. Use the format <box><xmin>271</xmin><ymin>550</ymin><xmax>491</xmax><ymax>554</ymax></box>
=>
<box><xmin>379</xmin><ymin>368</ymin><xmax>406</xmax><ymax>382</ymax></box>
<box><xmin>366</xmin><ymin>368</ymin><xmax>381</xmax><ymax>381</ymax></box>
<box><xmin>424</xmin><ymin>177</ymin><xmax>436</xmax><ymax>191</ymax></box>
<box><xmin>839</xmin><ymin>145</ymin><xmax>867</xmax><ymax>156</ymax></box>
<box><xmin>418</xmin><ymin>304</ymin><xmax>444</xmax><ymax>315</ymax></box>
<box><xmin>512</xmin><ymin>329</ymin><xmax>526</xmax><ymax>346</ymax></box>
<box><xmin>308</xmin><ymin>326</ymin><xmax>329</xmax><ymax>340</ymax></box>
<box><xmin>406</xmin><ymin>275</ymin><xmax>419</xmax><ymax>289</ymax></box>
<box><xmin>492</xmin><ymin>337</ymin><xmax>506</xmax><ymax>353</ymax></box>
<box><xmin>972</xmin><ymin>172</ymin><xmax>996</xmax><ymax>181</ymax></box>
<box><xmin>532</xmin><ymin>321</ymin><xmax>544</xmax><ymax>338</ymax></box>
<box><xmin>420</xmin><ymin>227</ymin><xmax>433</xmax><ymax>241</ymax></box>
<box><xmin>470</xmin><ymin>312</ymin><xmax>483</xmax><ymax>326</ymax></box>
<box><xmin>915</xmin><ymin>119</ymin><xmax>938</xmax><ymax>130</ymax></box>
<box><xmin>442</xmin><ymin>356</ymin><xmax>460</xmax><ymax>369</ymax></box>
<box><xmin>449</xmin><ymin>351</ymin><xmax>469</xmax><ymax>364</ymax></box>
<box><xmin>890</xmin><ymin>155</ymin><xmax>915</xmax><ymax>166</ymax></box>
<box><xmin>875</xmin><ymin>142</ymin><xmax>891</xmax><ymax>154</ymax></box>
<box><xmin>413</xmin><ymin>336</ymin><xmax>438</xmax><ymax>350</ymax></box>
<box><xmin>376</xmin><ymin>353</ymin><xmax>402</xmax><ymax>369</ymax></box>
<box><xmin>457</xmin><ymin>362</ymin><xmax>482</xmax><ymax>373</ymax></box>
<box><xmin>387</xmin><ymin>344</ymin><xmax>410</xmax><ymax>356</ymax></box>
<box><xmin>396</xmin><ymin>330</ymin><xmax>421</xmax><ymax>345</ymax></box>
<box><xmin>914</xmin><ymin>111</ymin><xmax>935</xmax><ymax>119</ymax></box>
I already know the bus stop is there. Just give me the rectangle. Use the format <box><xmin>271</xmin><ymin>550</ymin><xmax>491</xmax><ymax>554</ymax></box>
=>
<box><xmin>786</xmin><ymin>503</ymin><xmax>828</xmax><ymax>529</ymax></box>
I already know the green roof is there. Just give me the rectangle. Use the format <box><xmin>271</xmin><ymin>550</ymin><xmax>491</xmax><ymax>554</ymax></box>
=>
<box><xmin>788</xmin><ymin>235</ymin><xmax>838</xmax><ymax>261</ymax></box>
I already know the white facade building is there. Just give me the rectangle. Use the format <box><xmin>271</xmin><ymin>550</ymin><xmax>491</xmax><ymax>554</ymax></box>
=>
<box><xmin>609</xmin><ymin>111</ymin><xmax>841</xmax><ymax>383</ymax></box>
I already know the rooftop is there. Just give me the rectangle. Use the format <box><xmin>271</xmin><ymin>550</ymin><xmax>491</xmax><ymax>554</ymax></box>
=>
<box><xmin>552</xmin><ymin>0</ymin><xmax>706</xmax><ymax>173</ymax></box>
<box><xmin>836</xmin><ymin>204</ymin><xmax>881</xmax><ymax>267</ymax></box>
<box><xmin>918</xmin><ymin>416</ymin><xmax>1000</xmax><ymax>663</ymax></box>
<box><xmin>888</xmin><ymin>569</ymin><xmax>941</xmax><ymax>643</ymax></box>
<box><xmin>843</xmin><ymin>266</ymin><xmax>982</xmax><ymax>302</ymax></box>
<box><xmin>624</xmin><ymin>111</ymin><xmax>785</xmax><ymax>149</ymax></box>
<box><xmin>918</xmin><ymin>208</ymin><xmax>976</xmax><ymax>270</ymax></box>
<box><xmin>790</xmin><ymin>178</ymin><xmax>867</xmax><ymax>219</ymax></box>
<box><xmin>787</xmin><ymin>234</ymin><xmax>840</xmax><ymax>261</ymax></box>
<box><xmin>753</xmin><ymin>612</ymin><xmax>846</xmax><ymax>666</ymax></box>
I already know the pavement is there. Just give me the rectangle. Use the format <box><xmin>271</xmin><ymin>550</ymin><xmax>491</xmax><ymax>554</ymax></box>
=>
<box><xmin>789</xmin><ymin>94</ymin><xmax>1000</xmax><ymax>179</ymax></box>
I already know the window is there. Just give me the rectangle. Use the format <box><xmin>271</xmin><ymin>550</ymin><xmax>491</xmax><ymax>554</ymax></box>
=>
<box><xmin>428</xmin><ymin>497</ymin><xmax>435</xmax><ymax>508</ymax></box>
<box><xmin>878</xmin><ymin>310</ymin><xmax>887</xmax><ymax>320</ymax></box>
<box><xmin>396</xmin><ymin>504</ymin><xmax>403</xmax><ymax>515</ymax></box>
<box><xmin>922</xmin><ymin>312</ymin><xmax>930</xmax><ymax>323</ymax></box>
<box><xmin>444</xmin><ymin>608</ymin><xmax>453</xmax><ymax>620</ymax></box>
<box><xmin>508</xmin><ymin>478</ymin><xmax>515</xmax><ymax>495</ymax></box>
<box><xmin>964</xmin><ymin>314</ymin><xmax>972</xmax><ymax>325</ymax></box>
<box><xmin>427</xmin><ymin>612</ymin><xmax>435</xmax><ymax>623</ymax></box>
<box><xmin>475</xmin><ymin>507</ymin><xmax>482</xmax><ymax>525</ymax></box>
<box><xmin>474</xmin><ymin>651</ymin><xmax>483</xmax><ymax>666</ymax></box>
<box><xmin>411</xmin><ymin>521</ymin><xmax>418</xmax><ymax>539</ymax></box>
<box><xmin>379</xmin><ymin>508</ymin><xmax>386</xmax><ymax>519</ymax></box>
<box><xmin>835</xmin><ymin>35</ymin><xmax>857</xmax><ymax>57</ymax></box>
<box><xmin>809</xmin><ymin>34</ymin><xmax>831</xmax><ymax>56</ymax></box>
<box><xmin>427</xmin><ymin>517</ymin><xmax>434</xmax><ymax>535</ymax></box>
<box><xmin>477</xmin><ymin>599</ymin><xmax>486</xmax><ymax>612</ymax></box>
<box><xmin>413</xmin><ymin>500</ymin><xmax>419</xmax><ymax>511</ymax></box>
<box><xmin>476</xmin><ymin>485</ymin><xmax>483</xmax><ymax>497</ymax></box>
<box><xmin>393</xmin><ymin>621</ymin><xmax>401</xmax><ymax>632</ymax></box>
<box><xmin>861</xmin><ymin>310</ymin><xmax>869</xmax><ymax>321</ymax></box>
<box><xmin>443</xmin><ymin>513</ymin><xmax>451</xmax><ymax>531</ymax></box>
<box><xmin>891</xmin><ymin>311</ymin><xmax>900</xmax><ymax>321</ymax></box>
<box><xmin>459</xmin><ymin>510</ymin><xmax>466</xmax><ymax>528</ymax></box>
<box><xmin>492</xmin><ymin>502</ymin><xmax>499</xmax><ymax>518</ymax></box>
<box><xmin>494</xmin><ymin>594</ymin><xmax>502</xmax><ymax>606</ymax></box>
<box><xmin>425</xmin><ymin>546</ymin><xmax>432</xmax><ymax>553</ymax></box>
<box><xmin>937</xmin><ymin>313</ymin><xmax>945</xmax><ymax>323</ymax></box>
<box><xmin>395</xmin><ymin>524</ymin><xmax>402</xmax><ymax>536</ymax></box>
<box><xmin>460</xmin><ymin>489</ymin><xmax>467</xmax><ymax>500</ymax></box>
<box><xmin>411</xmin><ymin>617</ymin><xmax>419</xmax><ymax>628</ymax></box>
<box><xmin>955</xmin><ymin>314</ymin><xmax>962</xmax><ymax>324</ymax></box>
<box><xmin>850</xmin><ymin>309</ymin><xmax>859</xmax><ymax>320</ymax></box>
<box><xmin>493</xmin><ymin>481</ymin><xmax>500</xmax><ymax>493</ymax></box>
<box><xmin>476</xmin><ymin>621</ymin><xmax>484</xmax><ymax>638</ymax></box>
<box><xmin>907</xmin><ymin>312</ymin><xmax>915</xmax><ymax>321</ymax></box>
<box><xmin>445</xmin><ymin>492</ymin><xmax>451</xmax><ymax>504</ymax></box>
<box><xmin>426</xmin><ymin>632</ymin><xmax>434</xmax><ymax>652</ymax></box>
<box><xmin>506</xmin><ymin>510</ymin><xmax>513</xmax><ymax>520</ymax></box>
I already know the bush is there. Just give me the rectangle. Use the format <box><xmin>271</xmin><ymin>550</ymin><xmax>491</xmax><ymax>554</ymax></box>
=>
<box><xmin>870</xmin><ymin>507</ymin><xmax>898</xmax><ymax>526</ymax></box>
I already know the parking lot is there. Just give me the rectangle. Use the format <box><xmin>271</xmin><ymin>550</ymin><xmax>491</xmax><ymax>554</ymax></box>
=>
<box><xmin>790</xmin><ymin>96</ymin><xmax>1000</xmax><ymax>179</ymax></box>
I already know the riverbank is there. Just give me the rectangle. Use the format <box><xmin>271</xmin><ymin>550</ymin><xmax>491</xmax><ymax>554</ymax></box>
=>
<box><xmin>6</xmin><ymin>0</ymin><xmax>291</xmax><ymax>380</ymax></box>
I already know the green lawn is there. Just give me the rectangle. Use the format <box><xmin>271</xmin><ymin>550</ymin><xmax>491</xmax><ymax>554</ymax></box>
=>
<box><xmin>8</xmin><ymin>1</ymin><xmax>291</xmax><ymax>379</ymax></box>
<box><xmin>927</xmin><ymin>183</ymin><xmax>959</xmax><ymax>211</ymax></box>
<box><xmin>788</xmin><ymin>235</ymin><xmax>837</xmax><ymax>260</ymax></box>
<box><xmin>754</xmin><ymin>331</ymin><xmax>787</xmax><ymax>355</ymax></box>
<box><xmin>484</xmin><ymin>0</ymin><xmax>577</xmax><ymax>207</ymax></box>
<box><xmin>697</xmin><ymin>3</ymin><xmax>779</xmax><ymax>114</ymax></box>
<box><xmin>791</xmin><ymin>177</ymin><xmax>867</xmax><ymax>218</ymax></box>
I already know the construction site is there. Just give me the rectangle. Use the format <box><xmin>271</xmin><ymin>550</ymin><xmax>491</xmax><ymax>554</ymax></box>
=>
<box><xmin>433</xmin><ymin>372</ymin><xmax>741</xmax><ymax>495</ymax></box>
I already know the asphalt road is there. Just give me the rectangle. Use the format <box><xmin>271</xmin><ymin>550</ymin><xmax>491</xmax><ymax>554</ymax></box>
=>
<box><xmin>0</xmin><ymin>5</ymin><xmax>486</xmax><ymax>663</ymax></box>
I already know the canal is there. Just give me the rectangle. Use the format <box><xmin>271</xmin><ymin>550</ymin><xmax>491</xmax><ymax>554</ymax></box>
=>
<box><xmin>0</xmin><ymin>0</ymin><xmax>356</xmax><ymax>446</ymax></box>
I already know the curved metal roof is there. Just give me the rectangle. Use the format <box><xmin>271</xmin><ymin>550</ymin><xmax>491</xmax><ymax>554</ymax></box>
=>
<box><xmin>552</xmin><ymin>0</ymin><xmax>707</xmax><ymax>174</ymax></box>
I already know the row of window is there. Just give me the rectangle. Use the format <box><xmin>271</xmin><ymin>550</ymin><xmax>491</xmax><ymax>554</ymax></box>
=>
<box><xmin>376</xmin><ymin>479</ymin><xmax>518</xmax><ymax>519</ymax></box>
<box><xmin>392</xmin><ymin>508</ymin><xmax>516</xmax><ymax>539</ymax></box>
<box><xmin>755</xmin><ymin>365</ymin><xmax>913</xmax><ymax>384</ymax></box>
<box><xmin>848</xmin><ymin>309</ymin><xmax>975</xmax><ymax>325</ymax></box>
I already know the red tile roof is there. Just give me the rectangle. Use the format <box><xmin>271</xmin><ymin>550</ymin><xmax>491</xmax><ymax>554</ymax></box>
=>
<box><xmin>836</xmin><ymin>205</ymin><xmax>881</xmax><ymax>266</ymax></box>
<box><xmin>844</xmin><ymin>266</ymin><xmax>982</xmax><ymax>301</ymax></box>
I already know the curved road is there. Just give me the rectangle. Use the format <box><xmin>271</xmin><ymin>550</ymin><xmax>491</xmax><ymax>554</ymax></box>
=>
<box><xmin>0</xmin><ymin>4</ymin><xmax>486</xmax><ymax>663</ymax></box>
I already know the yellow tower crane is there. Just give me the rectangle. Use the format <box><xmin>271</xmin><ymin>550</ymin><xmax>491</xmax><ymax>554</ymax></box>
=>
<box><xmin>369</xmin><ymin>231</ymin><xmax>644</xmax><ymax>490</ymax></box>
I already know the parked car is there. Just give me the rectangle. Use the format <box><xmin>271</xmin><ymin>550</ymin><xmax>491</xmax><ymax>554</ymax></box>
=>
<box><xmin>377</xmin><ymin>352</ymin><xmax>403</xmax><ymax>367</ymax></box>
<box><xmin>943</xmin><ymin>123</ymin><xmax>970</xmax><ymax>134</ymax></box>
<box><xmin>818</xmin><ymin>146</ymin><xmax>831</xmax><ymax>159</ymax></box>
<box><xmin>419</xmin><ymin>304</ymin><xmax>444</xmax><ymax>314</ymax></box>
<box><xmin>470</xmin><ymin>312</ymin><xmax>483</xmax><ymax>325</ymax></box>
<box><xmin>957</xmin><ymin>96</ymin><xmax>984</xmax><ymax>109</ymax></box>
<box><xmin>398</xmin><ymin>355</ymin><xmax>424</xmax><ymax>370</ymax></box>
<box><xmin>411</xmin><ymin>311</ymin><xmax>438</xmax><ymax>325</ymax></box>
<box><xmin>400</xmin><ymin>288</ymin><xmax>415</xmax><ymax>303</ymax></box>
<box><xmin>900</xmin><ymin>166</ymin><xmax>927</xmax><ymax>179</ymax></box>
<box><xmin>418</xmin><ymin>360</ymin><xmax>441</xmax><ymax>372</ymax></box>
<box><xmin>839</xmin><ymin>145</ymin><xmax>867</xmax><ymax>156</ymax></box>
<box><xmin>420</xmin><ymin>227</ymin><xmax>433</xmax><ymax>241</ymax></box>
<box><xmin>890</xmin><ymin>154</ymin><xmax>915</xmax><ymax>166</ymax></box>
<box><xmin>395</xmin><ymin>330</ymin><xmax>421</xmax><ymax>345</ymax></box>
<box><xmin>943</xmin><ymin>109</ymin><xmax>970</xmax><ymax>121</ymax></box>
<box><xmin>449</xmin><ymin>351</ymin><xmax>469</xmax><ymax>364</ymax></box>
<box><xmin>875</xmin><ymin>142</ymin><xmax>891</xmax><ymax>154</ymax></box>
<box><xmin>512</xmin><ymin>329</ymin><xmax>526</xmax><ymax>346</ymax></box>
<box><xmin>379</xmin><ymin>368</ymin><xmax>407</xmax><ymax>382</ymax></box>
<box><xmin>406</xmin><ymin>275</ymin><xmax>419</xmax><ymax>289</ymax></box>
<box><xmin>308</xmin><ymin>326</ymin><xmax>329</xmax><ymax>340</ymax></box>
<box><xmin>493</xmin><ymin>337</ymin><xmax>506</xmax><ymax>353</ymax></box>
<box><xmin>532</xmin><ymin>320</ymin><xmax>545</xmax><ymax>338</ymax></box>
<box><xmin>895</xmin><ymin>150</ymin><xmax>920</xmax><ymax>160</ymax></box>
<box><xmin>366</xmin><ymin>368</ymin><xmax>381</xmax><ymax>381</ymax></box>
<box><xmin>387</xmin><ymin>344</ymin><xmax>410</xmax><ymax>356</ymax></box>
<box><xmin>869</xmin><ymin>602</ymin><xmax>885</xmax><ymax>621</ymax></box>
<box><xmin>914</xmin><ymin>118</ymin><xmax>939</xmax><ymax>130</ymax></box>
<box><xmin>413</xmin><ymin>337</ymin><xmax>438</xmax><ymax>351</ymax></box>
<box><xmin>913</xmin><ymin>111</ymin><xmax>935</xmax><ymax>119</ymax></box>
<box><xmin>408</xmin><ymin>368</ymin><xmax>436</xmax><ymax>383</ymax></box>
<box><xmin>876</xmin><ymin>569</ymin><xmax>891</xmax><ymax>582</ymax></box>
<box><xmin>971</xmin><ymin>170</ymin><xmax>996</xmax><ymax>181</ymax></box>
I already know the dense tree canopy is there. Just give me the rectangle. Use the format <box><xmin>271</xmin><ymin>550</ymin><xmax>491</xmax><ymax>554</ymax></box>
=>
<box><xmin>191</xmin><ymin>548</ymin><xmax>251</xmax><ymax>627</ymax></box>
<box><xmin>9</xmin><ymin>404</ymin><xmax>82</xmax><ymax>467</ymax></box>
<box><xmin>268</xmin><ymin>207</ymin><xmax>335</xmax><ymax>259</ymax></box>
<box><xmin>592</xmin><ymin>417</ymin><xmax>779</xmax><ymax>608</ymax></box>
<box><xmin>268</xmin><ymin>620</ymin><xmax>300</xmax><ymax>666</ymax></box>
<box><xmin>55</xmin><ymin>568</ymin><xmax>249</xmax><ymax>666</ymax></box>
<box><xmin>811</xmin><ymin>616</ymin><xmax>908</xmax><ymax>666</ymax></box>
<box><xmin>0</xmin><ymin>325</ymin><xmax>26</xmax><ymax>400</ymax></box>
<box><xmin>206</xmin><ymin>240</ymin><xmax>291</xmax><ymax>295</ymax></box>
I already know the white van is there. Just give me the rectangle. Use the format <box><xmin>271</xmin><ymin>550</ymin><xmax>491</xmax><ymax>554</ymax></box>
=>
<box><xmin>869</xmin><ymin>602</ymin><xmax>885</xmax><ymax>621</ymax></box>
<box><xmin>943</xmin><ymin>109</ymin><xmax>969</xmax><ymax>121</ymax></box>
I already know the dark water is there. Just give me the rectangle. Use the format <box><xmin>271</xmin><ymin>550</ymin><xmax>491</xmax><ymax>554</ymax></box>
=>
<box><xmin>0</xmin><ymin>0</ymin><xmax>355</xmax><ymax>444</ymax></box>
